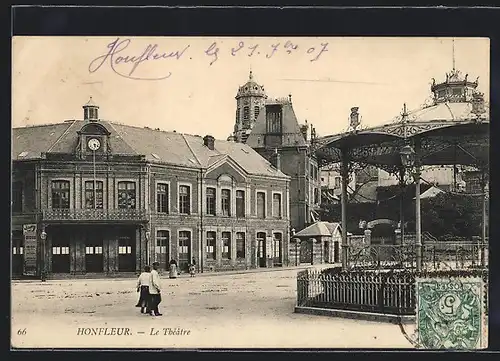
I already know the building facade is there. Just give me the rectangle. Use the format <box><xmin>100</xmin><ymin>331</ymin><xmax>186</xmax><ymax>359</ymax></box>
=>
<box><xmin>12</xmin><ymin>99</ymin><xmax>291</xmax><ymax>278</ymax></box>
<box><xmin>229</xmin><ymin>73</ymin><xmax>321</xmax><ymax>232</ymax></box>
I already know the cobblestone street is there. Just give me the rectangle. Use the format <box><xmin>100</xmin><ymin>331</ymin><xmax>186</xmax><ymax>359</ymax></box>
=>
<box><xmin>11</xmin><ymin>268</ymin><xmax>415</xmax><ymax>349</ymax></box>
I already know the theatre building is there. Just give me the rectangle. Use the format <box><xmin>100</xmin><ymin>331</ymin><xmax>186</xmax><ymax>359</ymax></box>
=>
<box><xmin>12</xmin><ymin>98</ymin><xmax>291</xmax><ymax>278</ymax></box>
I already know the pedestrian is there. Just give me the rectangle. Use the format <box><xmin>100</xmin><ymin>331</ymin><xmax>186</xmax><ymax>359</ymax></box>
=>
<box><xmin>148</xmin><ymin>261</ymin><xmax>162</xmax><ymax>316</ymax></box>
<box><xmin>169</xmin><ymin>259</ymin><xmax>178</xmax><ymax>279</ymax></box>
<box><xmin>135</xmin><ymin>265</ymin><xmax>151</xmax><ymax>314</ymax></box>
<box><xmin>189</xmin><ymin>263</ymin><xmax>195</xmax><ymax>277</ymax></box>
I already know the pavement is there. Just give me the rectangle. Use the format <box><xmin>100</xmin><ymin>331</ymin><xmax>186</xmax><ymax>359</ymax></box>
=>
<box><xmin>11</xmin><ymin>266</ymin><xmax>417</xmax><ymax>349</ymax></box>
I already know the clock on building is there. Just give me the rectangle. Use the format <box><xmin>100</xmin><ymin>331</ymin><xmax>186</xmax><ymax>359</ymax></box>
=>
<box><xmin>87</xmin><ymin>138</ymin><xmax>101</xmax><ymax>151</ymax></box>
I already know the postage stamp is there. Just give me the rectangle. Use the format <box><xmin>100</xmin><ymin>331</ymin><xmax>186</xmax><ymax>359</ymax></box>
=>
<box><xmin>416</xmin><ymin>277</ymin><xmax>486</xmax><ymax>349</ymax></box>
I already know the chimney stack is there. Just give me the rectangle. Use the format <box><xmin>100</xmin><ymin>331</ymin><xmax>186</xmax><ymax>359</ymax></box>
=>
<box><xmin>271</xmin><ymin>148</ymin><xmax>281</xmax><ymax>171</ymax></box>
<box><xmin>203</xmin><ymin>135</ymin><xmax>215</xmax><ymax>150</ymax></box>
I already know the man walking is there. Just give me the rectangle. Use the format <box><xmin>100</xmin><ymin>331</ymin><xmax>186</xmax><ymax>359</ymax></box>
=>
<box><xmin>149</xmin><ymin>262</ymin><xmax>163</xmax><ymax>316</ymax></box>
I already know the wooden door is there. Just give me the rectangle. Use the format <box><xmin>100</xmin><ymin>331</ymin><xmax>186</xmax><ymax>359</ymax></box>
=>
<box><xmin>52</xmin><ymin>229</ymin><xmax>70</xmax><ymax>273</ymax></box>
<box><xmin>299</xmin><ymin>240</ymin><xmax>313</xmax><ymax>264</ymax></box>
<box><xmin>257</xmin><ymin>232</ymin><xmax>267</xmax><ymax>267</ymax></box>
<box><xmin>118</xmin><ymin>233</ymin><xmax>135</xmax><ymax>272</ymax></box>
<box><xmin>178</xmin><ymin>231</ymin><xmax>191</xmax><ymax>272</ymax></box>
<box><xmin>85</xmin><ymin>230</ymin><xmax>103</xmax><ymax>273</ymax></box>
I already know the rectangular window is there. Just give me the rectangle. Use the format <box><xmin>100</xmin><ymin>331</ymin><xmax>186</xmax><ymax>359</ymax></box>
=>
<box><xmin>117</xmin><ymin>181</ymin><xmax>136</xmax><ymax>209</ymax></box>
<box><xmin>51</xmin><ymin>180</ymin><xmax>70</xmax><ymax>209</ymax></box>
<box><xmin>157</xmin><ymin>183</ymin><xmax>169</xmax><ymax>213</ymax></box>
<box><xmin>52</xmin><ymin>246</ymin><xmax>70</xmax><ymax>255</ymax></box>
<box><xmin>273</xmin><ymin>193</ymin><xmax>282</xmax><ymax>218</ymax></box>
<box><xmin>206</xmin><ymin>231</ymin><xmax>216</xmax><ymax>260</ymax></box>
<box><xmin>266</xmin><ymin>106</ymin><xmax>283</xmax><ymax>134</ymax></box>
<box><xmin>334</xmin><ymin>177</ymin><xmax>341</xmax><ymax>189</ymax></box>
<box><xmin>222</xmin><ymin>232</ymin><xmax>231</xmax><ymax>259</ymax></box>
<box><xmin>179</xmin><ymin>185</ymin><xmax>191</xmax><ymax>214</ymax></box>
<box><xmin>257</xmin><ymin>191</ymin><xmax>266</xmax><ymax>218</ymax></box>
<box><xmin>273</xmin><ymin>233</ymin><xmax>282</xmax><ymax>261</ymax></box>
<box><xmin>85</xmin><ymin>246</ymin><xmax>94</xmax><ymax>254</ymax></box>
<box><xmin>236</xmin><ymin>232</ymin><xmax>245</xmax><ymax>259</ymax></box>
<box><xmin>95</xmin><ymin>247</ymin><xmax>103</xmax><ymax>254</ymax></box>
<box><xmin>156</xmin><ymin>230</ymin><xmax>169</xmax><ymax>254</ymax></box>
<box><xmin>236</xmin><ymin>190</ymin><xmax>245</xmax><ymax>218</ymax></box>
<box><xmin>221</xmin><ymin>189</ymin><xmax>231</xmax><ymax>216</ymax></box>
<box><xmin>12</xmin><ymin>181</ymin><xmax>23</xmax><ymax>213</ymax></box>
<box><xmin>85</xmin><ymin>181</ymin><xmax>104</xmax><ymax>209</ymax></box>
<box><xmin>118</xmin><ymin>246</ymin><xmax>132</xmax><ymax>254</ymax></box>
<box><xmin>206</xmin><ymin>187</ymin><xmax>216</xmax><ymax>215</ymax></box>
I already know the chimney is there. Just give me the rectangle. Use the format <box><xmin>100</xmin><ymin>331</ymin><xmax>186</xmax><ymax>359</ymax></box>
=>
<box><xmin>271</xmin><ymin>148</ymin><xmax>281</xmax><ymax>171</ymax></box>
<box><xmin>203</xmin><ymin>135</ymin><xmax>215</xmax><ymax>150</ymax></box>
<box><xmin>300</xmin><ymin>123</ymin><xmax>308</xmax><ymax>141</ymax></box>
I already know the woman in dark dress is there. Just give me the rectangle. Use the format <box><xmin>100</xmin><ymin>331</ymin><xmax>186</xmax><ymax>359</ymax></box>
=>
<box><xmin>135</xmin><ymin>265</ymin><xmax>151</xmax><ymax>314</ymax></box>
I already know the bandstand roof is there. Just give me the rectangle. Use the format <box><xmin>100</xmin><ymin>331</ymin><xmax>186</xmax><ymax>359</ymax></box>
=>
<box><xmin>314</xmin><ymin>70</ymin><xmax>490</xmax><ymax>171</ymax></box>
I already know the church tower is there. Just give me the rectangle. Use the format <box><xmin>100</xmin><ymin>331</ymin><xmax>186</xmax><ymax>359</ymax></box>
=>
<box><xmin>230</xmin><ymin>71</ymin><xmax>267</xmax><ymax>143</ymax></box>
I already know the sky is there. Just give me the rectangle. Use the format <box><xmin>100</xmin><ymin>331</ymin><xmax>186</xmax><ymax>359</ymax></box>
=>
<box><xmin>12</xmin><ymin>37</ymin><xmax>489</xmax><ymax>140</ymax></box>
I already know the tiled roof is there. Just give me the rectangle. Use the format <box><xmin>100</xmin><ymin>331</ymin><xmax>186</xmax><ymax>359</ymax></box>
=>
<box><xmin>12</xmin><ymin>120</ymin><xmax>288</xmax><ymax>178</ymax></box>
<box><xmin>294</xmin><ymin>221</ymin><xmax>341</xmax><ymax>237</ymax></box>
<box><xmin>246</xmin><ymin>102</ymin><xmax>308</xmax><ymax>148</ymax></box>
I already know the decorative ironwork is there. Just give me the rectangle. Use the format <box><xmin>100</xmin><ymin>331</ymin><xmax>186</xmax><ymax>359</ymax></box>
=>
<box><xmin>42</xmin><ymin>208</ymin><xmax>148</xmax><ymax>222</ymax></box>
<box><xmin>346</xmin><ymin>243</ymin><xmax>488</xmax><ymax>272</ymax></box>
<box><xmin>348</xmin><ymin>244</ymin><xmax>417</xmax><ymax>271</ymax></box>
<box><xmin>297</xmin><ymin>269</ymin><xmax>416</xmax><ymax>315</ymax></box>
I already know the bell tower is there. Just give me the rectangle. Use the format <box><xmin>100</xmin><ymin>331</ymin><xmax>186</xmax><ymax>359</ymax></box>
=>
<box><xmin>231</xmin><ymin>71</ymin><xmax>267</xmax><ymax>143</ymax></box>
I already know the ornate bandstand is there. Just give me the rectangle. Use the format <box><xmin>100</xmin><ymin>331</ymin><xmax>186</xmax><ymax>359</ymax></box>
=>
<box><xmin>312</xmin><ymin>68</ymin><xmax>489</xmax><ymax>271</ymax></box>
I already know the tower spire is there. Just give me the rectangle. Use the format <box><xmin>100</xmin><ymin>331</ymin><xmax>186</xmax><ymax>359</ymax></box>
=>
<box><xmin>249</xmin><ymin>67</ymin><xmax>253</xmax><ymax>80</ymax></box>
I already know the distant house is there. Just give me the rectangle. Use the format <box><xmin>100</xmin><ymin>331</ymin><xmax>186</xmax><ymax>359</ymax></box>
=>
<box><xmin>291</xmin><ymin>221</ymin><xmax>343</xmax><ymax>265</ymax></box>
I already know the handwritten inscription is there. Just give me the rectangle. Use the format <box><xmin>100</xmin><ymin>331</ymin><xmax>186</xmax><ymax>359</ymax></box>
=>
<box><xmin>89</xmin><ymin>38</ymin><xmax>329</xmax><ymax>80</ymax></box>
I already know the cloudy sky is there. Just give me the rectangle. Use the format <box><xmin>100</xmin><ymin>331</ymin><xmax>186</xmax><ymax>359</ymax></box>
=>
<box><xmin>12</xmin><ymin>37</ymin><xmax>489</xmax><ymax>139</ymax></box>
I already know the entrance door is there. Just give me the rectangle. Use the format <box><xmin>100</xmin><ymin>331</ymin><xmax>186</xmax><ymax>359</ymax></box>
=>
<box><xmin>257</xmin><ymin>232</ymin><xmax>267</xmax><ymax>267</ymax></box>
<box><xmin>334</xmin><ymin>241</ymin><xmax>340</xmax><ymax>263</ymax></box>
<box><xmin>12</xmin><ymin>231</ymin><xmax>23</xmax><ymax>275</ymax></box>
<box><xmin>118</xmin><ymin>232</ymin><xmax>135</xmax><ymax>272</ymax></box>
<box><xmin>178</xmin><ymin>231</ymin><xmax>191</xmax><ymax>272</ymax></box>
<box><xmin>299</xmin><ymin>240</ymin><xmax>313</xmax><ymax>264</ymax></box>
<box><xmin>324</xmin><ymin>241</ymin><xmax>330</xmax><ymax>263</ymax></box>
<box><xmin>85</xmin><ymin>230</ymin><xmax>103</xmax><ymax>273</ymax></box>
<box><xmin>273</xmin><ymin>233</ymin><xmax>282</xmax><ymax>265</ymax></box>
<box><xmin>52</xmin><ymin>229</ymin><xmax>70</xmax><ymax>273</ymax></box>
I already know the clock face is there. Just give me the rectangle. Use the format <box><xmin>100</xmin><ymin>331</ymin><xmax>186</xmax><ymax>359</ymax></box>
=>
<box><xmin>87</xmin><ymin>138</ymin><xmax>101</xmax><ymax>151</ymax></box>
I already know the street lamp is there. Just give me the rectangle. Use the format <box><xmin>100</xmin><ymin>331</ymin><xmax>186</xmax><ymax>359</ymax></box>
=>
<box><xmin>399</xmin><ymin>143</ymin><xmax>422</xmax><ymax>271</ymax></box>
<box><xmin>40</xmin><ymin>229</ymin><xmax>47</xmax><ymax>281</ymax></box>
<box><xmin>400</xmin><ymin>145</ymin><xmax>415</xmax><ymax>168</ymax></box>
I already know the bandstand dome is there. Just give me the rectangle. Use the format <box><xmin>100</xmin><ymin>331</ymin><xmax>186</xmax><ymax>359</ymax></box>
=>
<box><xmin>314</xmin><ymin>68</ymin><xmax>489</xmax><ymax>170</ymax></box>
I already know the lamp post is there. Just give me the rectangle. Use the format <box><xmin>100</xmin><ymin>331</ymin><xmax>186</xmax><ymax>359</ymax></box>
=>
<box><xmin>40</xmin><ymin>228</ymin><xmax>47</xmax><ymax>281</ymax></box>
<box><xmin>400</xmin><ymin>143</ymin><xmax>422</xmax><ymax>271</ymax></box>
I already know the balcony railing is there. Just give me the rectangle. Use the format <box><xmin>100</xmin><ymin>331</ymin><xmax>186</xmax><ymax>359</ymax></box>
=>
<box><xmin>42</xmin><ymin>208</ymin><xmax>148</xmax><ymax>222</ymax></box>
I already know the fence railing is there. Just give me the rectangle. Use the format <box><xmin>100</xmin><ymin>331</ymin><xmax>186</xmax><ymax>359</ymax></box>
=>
<box><xmin>297</xmin><ymin>269</ymin><xmax>415</xmax><ymax>315</ymax></box>
<box><xmin>297</xmin><ymin>268</ymin><xmax>489</xmax><ymax>317</ymax></box>
<box><xmin>347</xmin><ymin>243</ymin><xmax>488</xmax><ymax>271</ymax></box>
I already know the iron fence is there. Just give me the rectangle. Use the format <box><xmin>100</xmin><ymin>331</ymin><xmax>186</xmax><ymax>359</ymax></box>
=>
<box><xmin>297</xmin><ymin>269</ymin><xmax>415</xmax><ymax>315</ymax></box>
<box><xmin>297</xmin><ymin>268</ymin><xmax>489</xmax><ymax>317</ymax></box>
<box><xmin>347</xmin><ymin>243</ymin><xmax>488</xmax><ymax>271</ymax></box>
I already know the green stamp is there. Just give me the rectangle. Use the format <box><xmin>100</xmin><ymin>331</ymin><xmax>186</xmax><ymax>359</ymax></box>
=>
<box><xmin>416</xmin><ymin>277</ymin><xmax>485</xmax><ymax>349</ymax></box>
